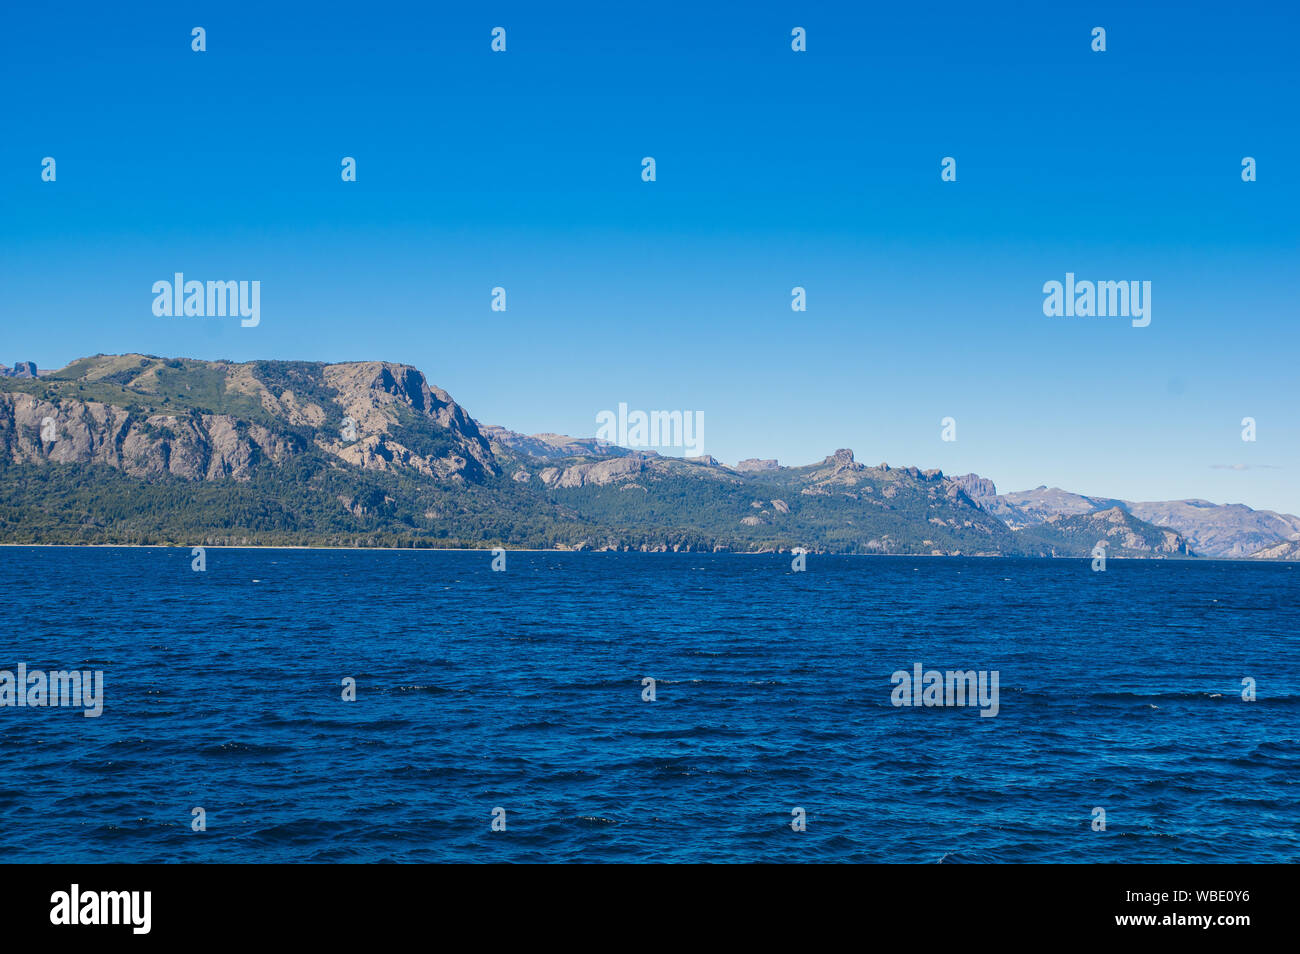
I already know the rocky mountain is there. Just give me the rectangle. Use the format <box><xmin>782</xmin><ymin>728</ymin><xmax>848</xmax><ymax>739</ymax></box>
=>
<box><xmin>1123</xmin><ymin>499</ymin><xmax>1300</xmax><ymax>558</ymax></box>
<box><xmin>953</xmin><ymin>479</ymin><xmax>1123</xmax><ymax>529</ymax></box>
<box><xmin>1013</xmin><ymin>506</ymin><xmax>1193</xmax><ymax>557</ymax></box>
<box><xmin>954</xmin><ymin>475</ymin><xmax>1299</xmax><ymax>559</ymax></box>
<box><xmin>479</xmin><ymin>425</ymin><xmax>633</xmax><ymax>461</ymax></box>
<box><xmin>1246</xmin><ymin>539</ymin><xmax>1300</xmax><ymax>560</ymax></box>
<box><xmin>0</xmin><ymin>354</ymin><xmax>1246</xmax><ymax>556</ymax></box>
<box><xmin>0</xmin><ymin>361</ymin><xmax>39</xmax><ymax>378</ymax></box>
<box><xmin>0</xmin><ymin>354</ymin><xmax>493</xmax><ymax>482</ymax></box>
<box><xmin>950</xmin><ymin>473</ymin><xmax>996</xmax><ymax>502</ymax></box>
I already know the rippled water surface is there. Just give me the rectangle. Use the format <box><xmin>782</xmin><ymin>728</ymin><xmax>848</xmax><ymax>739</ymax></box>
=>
<box><xmin>1</xmin><ymin>548</ymin><xmax>1296</xmax><ymax>862</ymax></box>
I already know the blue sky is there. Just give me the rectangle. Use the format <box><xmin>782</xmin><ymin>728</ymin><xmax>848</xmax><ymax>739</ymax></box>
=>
<box><xmin>2</xmin><ymin>1</ymin><xmax>1297</xmax><ymax>512</ymax></box>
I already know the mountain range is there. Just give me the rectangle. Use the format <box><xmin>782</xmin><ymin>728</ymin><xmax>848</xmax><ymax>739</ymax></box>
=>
<box><xmin>949</xmin><ymin>476</ymin><xmax>1300</xmax><ymax>559</ymax></box>
<box><xmin>0</xmin><ymin>354</ymin><xmax>1294</xmax><ymax>558</ymax></box>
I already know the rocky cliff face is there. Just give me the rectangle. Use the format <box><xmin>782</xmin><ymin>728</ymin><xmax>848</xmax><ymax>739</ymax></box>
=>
<box><xmin>1248</xmin><ymin>539</ymin><xmax>1300</xmax><ymax>560</ymax></box>
<box><xmin>323</xmin><ymin>362</ymin><xmax>487</xmax><ymax>450</ymax></box>
<box><xmin>0</xmin><ymin>355</ymin><xmax>495</xmax><ymax>483</ymax></box>
<box><xmin>950</xmin><ymin>473</ymin><xmax>997</xmax><ymax>501</ymax></box>
<box><xmin>0</xmin><ymin>392</ymin><xmax>295</xmax><ymax>479</ymax></box>
<box><xmin>319</xmin><ymin>361</ymin><xmax>496</xmax><ymax>480</ymax></box>
<box><xmin>539</xmin><ymin>455</ymin><xmax>647</xmax><ymax>488</ymax></box>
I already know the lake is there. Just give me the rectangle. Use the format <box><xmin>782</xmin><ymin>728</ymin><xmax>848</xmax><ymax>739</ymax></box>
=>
<box><xmin>1</xmin><ymin>548</ymin><xmax>1296</xmax><ymax>862</ymax></box>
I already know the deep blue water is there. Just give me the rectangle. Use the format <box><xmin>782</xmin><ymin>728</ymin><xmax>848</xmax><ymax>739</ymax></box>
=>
<box><xmin>0</xmin><ymin>547</ymin><xmax>1297</xmax><ymax>863</ymax></box>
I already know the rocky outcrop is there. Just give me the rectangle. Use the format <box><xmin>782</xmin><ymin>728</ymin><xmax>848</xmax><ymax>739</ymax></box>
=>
<box><xmin>0</xmin><ymin>356</ymin><xmax>495</xmax><ymax>484</ymax></box>
<box><xmin>1081</xmin><ymin>506</ymin><xmax>1192</xmax><ymax>554</ymax></box>
<box><xmin>826</xmin><ymin>448</ymin><xmax>860</xmax><ymax>470</ymax></box>
<box><xmin>802</xmin><ymin>448</ymin><xmax>866</xmax><ymax>489</ymax></box>
<box><xmin>538</xmin><ymin>456</ymin><xmax>645</xmax><ymax>488</ymax></box>
<box><xmin>951</xmin><ymin>473</ymin><xmax>997</xmax><ymax>500</ymax></box>
<box><xmin>481</xmin><ymin>426</ymin><xmax>635</xmax><ymax>460</ymax></box>
<box><xmin>0</xmin><ymin>393</ymin><xmax>293</xmax><ymax>480</ymax></box>
<box><xmin>1024</xmin><ymin>506</ymin><xmax>1194</xmax><ymax>556</ymax></box>
<box><xmin>1247</xmin><ymin>539</ymin><xmax>1300</xmax><ymax>560</ymax></box>
<box><xmin>319</xmin><ymin>362</ymin><xmax>496</xmax><ymax>479</ymax></box>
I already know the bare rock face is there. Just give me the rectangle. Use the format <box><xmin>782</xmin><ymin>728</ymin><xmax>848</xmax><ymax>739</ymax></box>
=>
<box><xmin>480</xmin><ymin>426</ymin><xmax>633</xmax><ymax>460</ymax></box>
<box><xmin>0</xmin><ymin>394</ymin><xmax>294</xmax><ymax>480</ymax></box>
<box><xmin>324</xmin><ymin>362</ymin><xmax>469</xmax><ymax>435</ymax></box>
<box><xmin>736</xmin><ymin>458</ymin><xmax>778</xmax><ymax>471</ymax></box>
<box><xmin>951</xmin><ymin>473</ymin><xmax>997</xmax><ymax>500</ymax></box>
<box><xmin>820</xmin><ymin>449</ymin><xmax>864</xmax><ymax>478</ymax></box>
<box><xmin>0</xmin><ymin>361</ymin><xmax>38</xmax><ymax>378</ymax></box>
<box><xmin>327</xmin><ymin>434</ymin><xmax>478</xmax><ymax>481</ymax></box>
<box><xmin>10</xmin><ymin>397</ymin><xmax>124</xmax><ymax>467</ymax></box>
<box><xmin>1249</xmin><ymin>539</ymin><xmax>1300</xmax><ymax>560</ymax></box>
<box><xmin>538</xmin><ymin>455</ymin><xmax>645</xmax><ymax>488</ymax></box>
<box><xmin>0</xmin><ymin>357</ymin><xmax>500</xmax><ymax>485</ymax></box>
<box><xmin>803</xmin><ymin>447</ymin><xmax>869</xmax><ymax>491</ymax></box>
<box><xmin>321</xmin><ymin>361</ymin><xmax>496</xmax><ymax>479</ymax></box>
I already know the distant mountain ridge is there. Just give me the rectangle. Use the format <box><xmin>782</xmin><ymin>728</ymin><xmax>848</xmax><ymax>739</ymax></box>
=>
<box><xmin>0</xmin><ymin>353</ymin><xmax>1284</xmax><ymax>557</ymax></box>
<box><xmin>952</xmin><ymin>474</ymin><xmax>1300</xmax><ymax>559</ymax></box>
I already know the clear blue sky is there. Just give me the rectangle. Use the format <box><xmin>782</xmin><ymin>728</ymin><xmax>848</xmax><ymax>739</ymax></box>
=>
<box><xmin>2</xmin><ymin>1</ymin><xmax>1297</xmax><ymax>512</ymax></box>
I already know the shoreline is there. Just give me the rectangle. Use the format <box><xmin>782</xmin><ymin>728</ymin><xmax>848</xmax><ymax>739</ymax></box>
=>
<box><xmin>0</xmin><ymin>543</ymin><xmax>1281</xmax><ymax>562</ymax></box>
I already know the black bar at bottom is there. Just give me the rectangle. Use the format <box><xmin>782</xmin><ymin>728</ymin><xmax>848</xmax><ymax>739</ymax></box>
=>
<box><xmin>0</xmin><ymin>863</ymin><xmax>1283</xmax><ymax>941</ymax></box>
